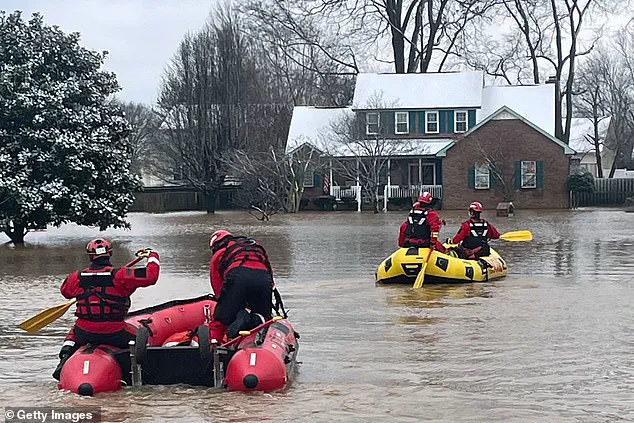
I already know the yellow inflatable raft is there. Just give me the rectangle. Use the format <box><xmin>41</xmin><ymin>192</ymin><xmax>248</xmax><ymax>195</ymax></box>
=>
<box><xmin>375</xmin><ymin>246</ymin><xmax>507</xmax><ymax>284</ymax></box>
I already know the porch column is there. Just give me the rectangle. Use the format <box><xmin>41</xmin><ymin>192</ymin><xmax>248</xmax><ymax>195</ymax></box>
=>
<box><xmin>356</xmin><ymin>159</ymin><xmax>361</xmax><ymax>212</ymax></box>
<box><xmin>384</xmin><ymin>158</ymin><xmax>391</xmax><ymax>212</ymax></box>
<box><xmin>418</xmin><ymin>158</ymin><xmax>422</xmax><ymax>194</ymax></box>
<box><xmin>329</xmin><ymin>159</ymin><xmax>333</xmax><ymax>196</ymax></box>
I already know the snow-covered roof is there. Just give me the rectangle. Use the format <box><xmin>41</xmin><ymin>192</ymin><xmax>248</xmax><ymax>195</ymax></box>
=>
<box><xmin>352</xmin><ymin>71</ymin><xmax>484</xmax><ymax>110</ymax></box>
<box><xmin>568</xmin><ymin>117</ymin><xmax>612</xmax><ymax>153</ymax></box>
<box><xmin>328</xmin><ymin>138</ymin><xmax>455</xmax><ymax>158</ymax></box>
<box><xmin>480</xmin><ymin>84</ymin><xmax>555</xmax><ymax>135</ymax></box>
<box><xmin>285</xmin><ymin>106</ymin><xmax>453</xmax><ymax>157</ymax></box>
<box><xmin>286</xmin><ymin>106</ymin><xmax>354</xmax><ymax>154</ymax></box>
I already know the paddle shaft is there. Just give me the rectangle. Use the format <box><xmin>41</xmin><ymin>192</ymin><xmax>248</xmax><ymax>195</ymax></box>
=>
<box><xmin>413</xmin><ymin>246</ymin><xmax>434</xmax><ymax>289</ymax></box>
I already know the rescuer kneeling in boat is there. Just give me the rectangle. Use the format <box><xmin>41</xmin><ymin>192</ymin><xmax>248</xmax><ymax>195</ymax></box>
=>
<box><xmin>208</xmin><ymin>230</ymin><xmax>281</xmax><ymax>343</ymax></box>
<box><xmin>52</xmin><ymin>239</ymin><xmax>160</xmax><ymax>380</ymax></box>
<box><xmin>449</xmin><ymin>201</ymin><xmax>500</xmax><ymax>259</ymax></box>
<box><xmin>398</xmin><ymin>191</ymin><xmax>445</xmax><ymax>253</ymax></box>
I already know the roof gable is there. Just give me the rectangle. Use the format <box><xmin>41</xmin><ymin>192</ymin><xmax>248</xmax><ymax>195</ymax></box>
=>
<box><xmin>352</xmin><ymin>71</ymin><xmax>484</xmax><ymax>110</ymax></box>
<box><xmin>465</xmin><ymin>106</ymin><xmax>576</xmax><ymax>154</ymax></box>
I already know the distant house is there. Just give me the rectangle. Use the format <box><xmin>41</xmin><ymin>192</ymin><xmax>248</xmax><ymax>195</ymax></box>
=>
<box><xmin>568</xmin><ymin>117</ymin><xmax>615</xmax><ymax>178</ymax></box>
<box><xmin>286</xmin><ymin>71</ymin><xmax>577</xmax><ymax>210</ymax></box>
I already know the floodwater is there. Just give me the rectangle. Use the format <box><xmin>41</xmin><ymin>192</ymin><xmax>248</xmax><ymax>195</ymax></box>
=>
<box><xmin>0</xmin><ymin>209</ymin><xmax>633</xmax><ymax>422</ymax></box>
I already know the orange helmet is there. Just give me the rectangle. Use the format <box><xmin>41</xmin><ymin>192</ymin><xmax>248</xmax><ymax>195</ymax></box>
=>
<box><xmin>209</xmin><ymin>229</ymin><xmax>231</xmax><ymax>250</ymax></box>
<box><xmin>418</xmin><ymin>191</ymin><xmax>433</xmax><ymax>204</ymax></box>
<box><xmin>86</xmin><ymin>238</ymin><xmax>112</xmax><ymax>260</ymax></box>
<box><xmin>469</xmin><ymin>201</ymin><xmax>483</xmax><ymax>212</ymax></box>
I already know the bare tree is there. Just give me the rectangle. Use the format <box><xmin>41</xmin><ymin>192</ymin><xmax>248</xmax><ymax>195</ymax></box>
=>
<box><xmin>327</xmin><ymin>108</ymin><xmax>415</xmax><ymax>213</ymax></box>
<box><xmin>241</xmin><ymin>0</ymin><xmax>497</xmax><ymax>76</ymax></box>
<box><xmin>117</xmin><ymin>101</ymin><xmax>162</xmax><ymax>177</ymax></box>
<box><xmin>574</xmin><ymin>54</ymin><xmax>610</xmax><ymax>177</ymax></box>
<box><xmin>225</xmin><ymin>145</ymin><xmax>324</xmax><ymax>219</ymax></box>
<box><xmin>239</xmin><ymin>0</ymin><xmax>358</xmax><ymax>106</ymax></box>
<box><xmin>153</xmin><ymin>5</ymin><xmax>292</xmax><ymax>211</ymax></box>
<box><xmin>466</xmin><ymin>0</ymin><xmax>625</xmax><ymax>143</ymax></box>
<box><xmin>474</xmin><ymin>138</ymin><xmax>516</xmax><ymax>201</ymax></box>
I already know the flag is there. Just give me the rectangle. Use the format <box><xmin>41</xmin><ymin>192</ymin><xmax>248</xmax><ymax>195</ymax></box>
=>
<box><xmin>323</xmin><ymin>174</ymin><xmax>330</xmax><ymax>194</ymax></box>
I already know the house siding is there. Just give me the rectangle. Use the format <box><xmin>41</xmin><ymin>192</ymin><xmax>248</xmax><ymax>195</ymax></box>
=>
<box><xmin>358</xmin><ymin>108</ymin><xmax>478</xmax><ymax>137</ymax></box>
<box><xmin>442</xmin><ymin>119</ymin><xmax>570</xmax><ymax>209</ymax></box>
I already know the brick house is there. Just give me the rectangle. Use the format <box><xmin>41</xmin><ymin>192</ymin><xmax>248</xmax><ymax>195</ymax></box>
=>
<box><xmin>286</xmin><ymin>71</ymin><xmax>576</xmax><ymax>210</ymax></box>
<box><xmin>443</xmin><ymin>106</ymin><xmax>575</xmax><ymax>210</ymax></box>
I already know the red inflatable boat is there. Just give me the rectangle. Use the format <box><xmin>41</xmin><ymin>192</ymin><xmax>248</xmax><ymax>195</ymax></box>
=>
<box><xmin>57</xmin><ymin>295</ymin><xmax>299</xmax><ymax>395</ymax></box>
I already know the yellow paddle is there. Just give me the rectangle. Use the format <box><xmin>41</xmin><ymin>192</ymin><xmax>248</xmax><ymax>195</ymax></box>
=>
<box><xmin>18</xmin><ymin>255</ymin><xmax>146</xmax><ymax>333</ymax></box>
<box><xmin>499</xmin><ymin>230</ymin><xmax>533</xmax><ymax>241</ymax></box>
<box><xmin>413</xmin><ymin>246</ymin><xmax>434</xmax><ymax>289</ymax></box>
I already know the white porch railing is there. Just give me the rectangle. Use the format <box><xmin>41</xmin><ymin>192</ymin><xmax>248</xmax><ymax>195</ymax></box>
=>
<box><xmin>330</xmin><ymin>185</ymin><xmax>362</xmax><ymax>211</ymax></box>
<box><xmin>383</xmin><ymin>184</ymin><xmax>443</xmax><ymax>212</ymax></box>
<box><xmin>385</xmin><ymin>185</ymin><xmax>443</xmax><ymax>199</ymax></box>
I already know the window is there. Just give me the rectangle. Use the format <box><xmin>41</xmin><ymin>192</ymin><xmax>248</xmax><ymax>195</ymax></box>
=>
<box><xmin>366</xmin><ymin>112</ymin><xmax>379</xmax><ymax>135</ymax></box>
<box><xmin>395</xmin><ymin>112</ymin><xmax>409</xmax><ymax>134</ymax></box>
<box><xmin>521</xmin><ymin>160</ymin><xmax>537</xmax><ymax>188</ymax></box>
<box><xmin>426</xmin><ymin>111</ymin><xmax>439</xmax><ymax>133</ymax></box>
<box><xmin>475</xmin><ymin>164</ymin><xmax>490</xmax><ymax>189</ymax></box>
<box><xmin>303</xmin><ymin>169</ymin><xmax>315</xmax><ymax>187</ymax></box>
<box><xmin>455</xmin><ymin>111</ymin><xmax>467</xmax><ymax>133</ymax></box>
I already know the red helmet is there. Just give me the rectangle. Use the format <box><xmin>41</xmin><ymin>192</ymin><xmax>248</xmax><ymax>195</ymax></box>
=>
<box><xmin>86</xmin><ymin>238</ymin><xmax>112</xmax><ymax>260</ymax></box>
<box><xmin>469</xmin><ymin>201</ymin><xmax>483</xmax><ymax>212</ymax></box>
<box><xmin>418</xmin><ymin>191</ymin><xmax>433</xmax><ymax>204</ymax></box>
<box><xmin>209</xmin><ymin>229</ymin><xmax>231</xmax><ymax>250</ymax></box>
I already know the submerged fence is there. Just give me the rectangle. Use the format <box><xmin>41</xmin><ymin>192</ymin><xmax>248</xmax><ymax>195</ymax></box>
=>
<box><xmin>571</xmin><ymin>178</ymin><xmax>634</xmax><ymax>207</ymax></box>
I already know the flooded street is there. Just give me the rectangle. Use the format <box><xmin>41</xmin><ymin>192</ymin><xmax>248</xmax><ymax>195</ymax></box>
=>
<box><xmin>0</xmin><ymin>209</ymin><xmax>633</xmax><ymax>422</ymax></box>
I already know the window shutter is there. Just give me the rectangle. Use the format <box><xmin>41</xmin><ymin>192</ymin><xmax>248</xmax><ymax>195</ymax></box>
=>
<box><xmin>468</xmin><ymin>166</ymin><xmax>475</xmax><ymax>189</ymax></box>
<box><xmin>447</xmin><ymin>111</ymin><xmax>454</xmax><ymax>133</ymax></box>
<box><xmin>381</xmin><ymin>112</ymin><xmax>394</xmax><ymax>135</ymax></box>
<box><xmin>536</xmin><ymin>160</ymin><xmax>544</xmax><ymax>188</ymax></box>
<box><xmin>514</xmin><ymin>161</ymin><xmax>522</xmax><ymax>189</ymax></box>
<box><xmin>468</xmin><ymin>110</ymin><xmax>476</xmax><ymax>129</ymax></box>
<box><xmin>314</xmin><ymin>172</ymin><xmax>321</xmax><ymax>188</ymax></box>
<box><xmin>419</xmin><ymin>112</ymin><xmax>425</xmax><ymax>133</ymax></box>
<box><xmin>409</xmin><ymin>111</ymin><xmax>416</xmax><ymax>133</ymax></box>
<box><xmin>490</xmin><ymin>170</ymin><xmax>496</xmax><ymax>188</ymax></box>
<box><xmin>439</xmin><ymin>111</ymin><xmax>447</xmax><ymax>133</ymax></box>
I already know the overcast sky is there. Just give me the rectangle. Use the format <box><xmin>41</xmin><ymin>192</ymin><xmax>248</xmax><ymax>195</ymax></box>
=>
<box><xmin>3</xmin><ymin>0</ymin><xmax>215</xmax><ymax>104</ymax></box>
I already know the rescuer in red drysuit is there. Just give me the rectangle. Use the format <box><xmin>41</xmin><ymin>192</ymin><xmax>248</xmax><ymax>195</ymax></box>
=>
<box><xmin>450</xmin><ymin>201</ymin><xmax>500</xmax><ymax>259</ymax></box>
<box><xmin>398</xmin><ymin>191</ymin><xmax>445</xmax><ymax>253</ymax></box>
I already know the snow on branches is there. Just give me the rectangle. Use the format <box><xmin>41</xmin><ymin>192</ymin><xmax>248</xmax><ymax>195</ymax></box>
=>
<box><xmin>0</xmin><ymin>11</ymin><xmax>138</xmax><ymax>244</ymax></box>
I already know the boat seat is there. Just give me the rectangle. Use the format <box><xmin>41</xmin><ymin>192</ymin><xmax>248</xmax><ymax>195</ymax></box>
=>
<box><xmin>139</xmin><ymin>346</ymin><xmax>216</xmax><ymax>386</ymax></box>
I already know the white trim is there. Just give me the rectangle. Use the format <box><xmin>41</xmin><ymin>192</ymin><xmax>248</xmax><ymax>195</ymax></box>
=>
<box><xmin>475</xmin><ymin>163</ymin><xmax>490</xmax><ymax>190</ymax></box>
<box><xmin>148</xmin><ymin>257</ymin><xmax>160</xmax><ymax>266</ymax></box>
<box><xmin>454</xmin><ymin>110</ymin><xmax>467</xmax><ymax>133</ymax></box>
<box><xmin>366</xmin><ymin>112</ymin><xmax>380</xmax><ymax>135</ymax></box>
<box><xmin>303</xmin><ymin>169</ymin><xmax>315</xmax><ymax>188</ymax></box>
<box><xmin>425</xmin><ymin>111</ymin><xmax>439</xmax><ymax>134</ymax></box>
<box><xmin>521</xmin><ymin>160</ymin><xmax>537</xmax><ymax>189</ymax></box>
<box><xmin>394</xmin><ymin>111</ymin><xmax>409</xmax><ymax>134</ymax></box>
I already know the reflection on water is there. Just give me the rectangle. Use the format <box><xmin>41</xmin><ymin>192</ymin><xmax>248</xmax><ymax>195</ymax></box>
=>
<box><xmin>0</xmin><ymin>209</ymin><xmax>633</xmax><ymax>422</ymax></box>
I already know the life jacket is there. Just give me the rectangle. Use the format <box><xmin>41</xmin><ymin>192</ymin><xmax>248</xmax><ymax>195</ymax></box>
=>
<box><xmin>74</xmin><ymin>267</ymin><xmax>131</xmax><ymax>322</ymax></box>
<box><xmin>462</xmin><ymin>220</ymin><xmax>489</xmax><ymax>250</ymax></box>
<box><xmin>214</xmin><ymin>236</ymin><xmax>273</xmax><ymax>279</ymax></box>
<box><xmin>404</xmin><ymin>208</ymin><xmax>431</xmax><ymax>242</ymax></box>
<box><xmin>214</xmin><ymin>236</ymin><xmax>287</xmax><ymax>318</ymax></box>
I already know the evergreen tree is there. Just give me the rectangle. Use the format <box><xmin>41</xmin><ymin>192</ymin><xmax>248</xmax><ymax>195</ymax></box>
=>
<box><xmin>0</xmin><ymin>11</ymin><xmax>138</xmax><ymax>244</ymax></box>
